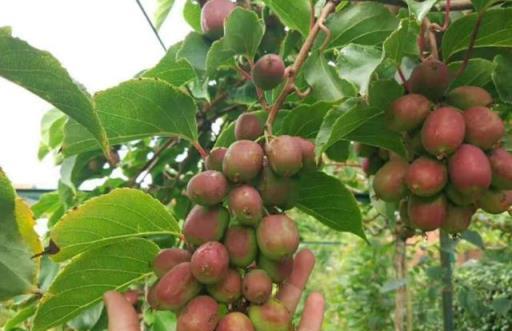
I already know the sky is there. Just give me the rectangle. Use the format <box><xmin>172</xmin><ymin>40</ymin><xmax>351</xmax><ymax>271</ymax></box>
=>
<box><xmin>0</xmin><ymin>0</ymin><xmax>192</xmax><ymax>189</ymax></box>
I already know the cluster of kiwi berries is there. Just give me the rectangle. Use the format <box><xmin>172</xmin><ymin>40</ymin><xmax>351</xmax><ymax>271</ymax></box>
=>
<box><xmin>145</xmin><ymin>2</ymin><xmax>319</xmax><ymax>330</ymax></box>
<box><xmin>363</xmin><ymin>59</ymin><xmax>512</xmax><ymax>234</ymax></box>
<box><xmin>147</xmin><ymin>115</ymin><xmax>316</xmax><ymax>331</ymax></box>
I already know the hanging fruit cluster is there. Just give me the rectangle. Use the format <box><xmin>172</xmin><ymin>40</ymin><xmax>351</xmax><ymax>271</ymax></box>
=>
<box><xmin>362</xmin><ymin>59</ymin><xmax>512</xmax><ymax>234</ymax></box>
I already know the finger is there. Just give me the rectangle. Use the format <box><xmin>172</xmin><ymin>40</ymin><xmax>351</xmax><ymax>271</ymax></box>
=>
<box><xmin>276</xmin><ymin>248</ymin><xmax>315</xmax><ymax>314</ymax></box>
<box><xmin>297</xmin><ymin>292</ymin><xmax>325</xmax><ymax>331</ymax></box>
<box><xmin>123</xmin><ymin>290</ymin><xmax>140</xmax><ymax>306</ymax></box>
<box><xmin>104</xmin><ymin>291</ymin><xmax>141</xmax><ymax>331</ymax></box>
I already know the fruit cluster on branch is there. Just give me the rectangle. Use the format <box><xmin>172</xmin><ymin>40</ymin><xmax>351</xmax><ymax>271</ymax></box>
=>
<box><xmin>363</xmin><ymin>59</ymin><xmax>512</xmax><ymax>234</ymax></box>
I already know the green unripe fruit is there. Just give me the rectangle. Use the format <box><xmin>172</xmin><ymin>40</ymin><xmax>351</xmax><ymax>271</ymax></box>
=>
<box><xmin>408</xmin><ymin>59</ymin><xmax>451</xmax><ymax>101</ymax></box>
<box><xmin>489</xmin><ymin>148</ymin><xmax>512</xmax><ymax>190</ymax></box>
<box><xmin>252</xmin><ymin>54</ymin><xmax>285</xmax><ymax>90</ymax></box>
<box><xmin>200</xmin><ymin>0</ymin><xmax>236</xmax><ymax>40</ymax></box>
<box><xmin>408</xmin><ymin>194</ymin><xmax>447</xmax><ymax>231</ymax></box>
<box><xmin>235</xmin><ymin>113</ymin><xmax>264</xmax><ymax>141</ymax></box>
<box><xmin>446</xmin><ymin>86</ymin><xmax>493</xmax><ymax>110</ymax></box>
<box><xmin>248</xmin><ymin>299</ymin><xmax>292</xmax><ymax>331</ymax></box>
<box><xmin>373</xmin><ymin>159</ymin><xmax>409</xmax><ymax>202</ymax></box>
<box><xmin>153</xmin><ymin>248</ymin><xmax>192</xmax><ymax>277</ymax></box>
<box><xmin>184</xmin><ymin>205</ymin><xmax>230</xmax><ymax>246</ymax></box>
<box><xmin>206</xmin><ymin>148</ymin><xmax>227</xmax><ymax>172</ymax></box>
<box><xmin>405</xmin><ymin>157</ymin><xmax>447</xmax><ymax>197</ymax></box>
<box><xmin>217</xmin><ymin>312</ymin><xmax>255</xmax><ymax>331</ymax></box>
<box><xmin>190</xmin><ymin>241</ymin><xmax>229</xmax><ymax>284</ymax></box>
<box><xmin>449</xmin><ymin>144</ymin><xmax>492</xmax><ymax>197</ymax></box>
<box><xmin>186</xmin><ymin>170</ymin><xmax>228</xmax><ymax>206</ymax></box>
<box><xmin>478</xmin><ymin>189</ymin><xmax>512</xmax><ymax>214</ymax></box>
<box><xmin>257</xmin><ymin>161</ymin><xmax>298</xmax><ymax>209</ymax></box>
<box><xmin>421</xmin><ymin>107</ymin><xmax>465</xmax><ymax>158</ymax></box>
<box><xmin>257</xmin><ymin>214</ymin><xmax>299</xmax><ymax>261</ymax></box>
<box><xmin>207</xmin><ymin>268</ymin><xmax>242</xmax><ymax>303</ymax></box>
<box><xmin>386</xmin><ymin>94</ymin><xmax>431</xmax><ymax>132</ymax></box>
<box><xmin>243</xmin><ymin>269</ymin><xmax>273</xmax><ymax>304</ymax></box>
<box><xmin>266</xmin><ymin>135</ymin><xmax>303</xmax><ymax>177</ymax></box>
<box><xmin>223</xmin><ymin>226</ymin><xmax>257</xmax><ymax>268</ymax></box>
<box><xmin>442</xmin><ymin>204</ymin><xmax>475</xmax><ymax>234</ymax></box>
<box><xmin>228</xmin><ymin>185</ymin><xmax>263</xmax><ymax>226</ymax></box>
<box><xmin>223</xmin><ymin>140</ymin><xmax>264</xmax><ymax>183</ymax></box>
<box><xmin>155</xmin><ymin>262</ymin><xmax>202</xmax><ymax>310</ymax></box>
<box><xmin>463</xmin><ymin>106</ymin><xmax>504</xmax><ymax>150</ymax></box>
<box><xmin>177</xmin><ymin>295</ymin><xmax>220</xmax><ymax>331</ymax></box>
<box><xmin>258</xmin><ymin>255</ymin><xmax>293</xmax><ymax>283</ymax></box>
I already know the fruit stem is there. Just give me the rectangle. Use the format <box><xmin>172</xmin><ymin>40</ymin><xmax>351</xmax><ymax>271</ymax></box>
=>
<box><xmin>456</xmin><ymin>12</ymin><xmax>484</xmax><ymax>79</ymax></box>
<box><xmin>265</xmin><ymin>0</ymin><xmax>337</xmax><ymax>135</ymax></box>
<box><xmin>128</xmin><ymin>138</ymin><xmax>178</xmax><ymax>186</ymax></box>
<box><xmin>396</xmin><ymin>67</ymin><xmax>410</xmax><ymax>93</ymax></box>
<box><xmin>193</xmin><ymin>141</ymin><xmax>209</xmax><ymax>159</ymax></box>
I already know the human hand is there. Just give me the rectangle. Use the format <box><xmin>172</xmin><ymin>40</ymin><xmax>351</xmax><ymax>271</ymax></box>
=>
<box><xmin>104</xmin><ymin>249</ymin><xmax>324</xmax><ymax>331</ymax></box>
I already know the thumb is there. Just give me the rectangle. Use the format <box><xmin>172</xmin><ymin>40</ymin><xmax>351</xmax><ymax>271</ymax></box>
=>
<box><xmin>104</xmin><ymin>291</ymin><xmax>141</xmax><ymax>331</ymax></box>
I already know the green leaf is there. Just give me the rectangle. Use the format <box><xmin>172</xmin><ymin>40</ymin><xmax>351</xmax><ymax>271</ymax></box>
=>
<box><xmin>4</xmin><ymin>305</ymin><xmax>37</xmax><ymax>330</ymax></box>
<box><xmin>0</xmin><ymin>26</ymin><xmax>109</xmax><ymax>155</ymax></box>
<box><xmin>143</xmin><ymin>43</ymin><xmax>196</xmax><ymax>86</ymax></box>
<box><xmin>62</xmin><ymin>78</ymin><xmax>198</xmax><ymax>156</ymax></box>
<box><xmin>471</xmin><ymin>0</ymin><xmax>500</xmax><ymax>12</ymax></box>
<box><xmin>492</xmin><ymin>55</ymin><xmax>512</xmax><ymax>103</ymax></box>
<box><xmin>320</xmin><ymin>3</ymin><xmax>399</xmax><ymax>49</ymax></box>
<box><xmin>383</xmin><ymin>18</ymin><xmax>420</xmax><ymax>65</ymax></box>
<box><xmin>262</xmin><ymin>0</ymin><xmax>310</xmax><ymax>37</ymax></box>
<box><xmin>184</xmin><ymin>0</ymin><xmax>202</xmax><ymax>32</ymax></box>
<box><xmin>32</xmin><ymin>238</ymin><xmax>159</xmax><ymax>331</ymax></box>
<box><xmin>154</xmin><ymin>0</ymin><xmax>176</xmax><ymax>30</ymax></box>
<box><xmin>296</xmin><ymin>171</ymin><xmax>365</xmax><ymax>239</ymax></box>
<box><xmin>368</xmin><ymin>79</ymin><xmax>405</xmax><ymax>111</ymax></box>
<box><xmin>177</xmin><ymin>32</ymin><xmax>210</xmax><ymax>72</ymax></box>
<box><xmin>461</xmin><ymin>230</ymin><xmax>485</xmax><ymax>249</ymax></box>
<box><xmin>206</xmin><ymin>39</ymin><xmax>236</xmax><ymax>76</ymax></box>
<box><xmin>303</xmin><ymin>51</ymin><xmax>357</xmax><ymax>102</ymax></box>
<box><xmin>448</xmin><ymin>58</ymin><xmax>496</xmax><ymax>88</ymax></box>
<box><xmin>337</xmin><ymin>44</ymin><xmax>383</xmax><ymax>95</ymax></box>
<box><xmin>223</xmin><ymin>8</ymin><xmax>265</xmax><ymax>59</ymax></box>
<box><xmin>50</xmin><ymin>188</ymin><xmax>180</xmax><ymax>262</ymax></box>
<box><xmin>38</xmin><ymin>108</ymin><xmax>66</xmax><ymax>160</ymax></box>
<box><xmin>0</xmin><ymin>169</ymin><xmax>42</xmax><ymax>301</ymax></box>
<box><xmin>442</xmin><ymin>9</ymin><xmax>512</xmax><ymax>61</ymax></box>
<box><xmin>405</xmin><ymin>0</ymin><xmax>439</xmax><ymax>22</ymax></box>
<box><xmin>325</xmin><ymin>141</ymin><xmax>350</xmax><ymax>162</ymax></box>
<box><xmin>279</xmin><ymin>102</ymin><xmax>333</xmax><ymax>139</ymax></box>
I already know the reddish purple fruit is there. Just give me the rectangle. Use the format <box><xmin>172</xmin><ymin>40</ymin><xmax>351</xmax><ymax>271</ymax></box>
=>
<box><xmin>177</xmin><ymin>295</ymin><xmax>220</xmax><ymax>331</ymax></box>
<box><xmin>488</xmin><ymin>148</ymin><xmax>512</xmax><ymax>190</ymax></box>
<box><xmin>463</xmin><ymin>106</ymin><xmax>504</xmax><ymax>150</ymax></box>
<box><xmin>183</xmin><ymin>205</ymin><xmax>230</xmax><ymax>246</ymax></box>
<box><xmin>408</xmin><ymin>194</ymin><xmax>447</xmax><ymax>231</ymax></box>
<box><xmin>442</xmin><ymin>204</ymin><xmax>475</xmax><ymax>234</ymax></box>
<box><xmin>252</xmin><ymin>54</ymin><xmax>285</xmax><ymax>91</ymax></box>
<box><xmin>153</xmin><ymin>248</ymin><xmax>192</xmax><ymax>277</ymax></box>
<box><xmin>223</xmin><ymin>140</ymin><xmax>264</xmax><ymax>183</ymax></box>
<box><xmin>372</xmin><ymin>159</ymin><xmax>409</xmax><ymax>202</ymax></box>
<box><xmin>257</xmin><ymin>161</ymin><xmax>297</xmax><ymax>209</ymax></box>
<box><xmin>217</xmin><ymin>312</ymin><xmax>255</xmax><ymax>331</ymax></box>
<box><xmin>256</xmin><ymin>214</ymin><xmax>299</xmax><ymax>261</ymax></box>
<box><xmin>228</xmin><ymin>185</ymin><xmax>263</xmax><ymax>226</ymax></box>
<box><xmin>223</xmin><ymin>226</ymin><xmax>257</xmax><ymax>268</ymax></box>
<box><xmin>190</xmin><ymin>241</ymin><xmax>229</xmax><ymax>284</ymax></box>
<box><xmin>155</xmin><ymin>262</ymin><xmax>202</xmax><ymax>310</ymax></box>
<box><xmin>408</xmin><ymin>59</ymin><xmax>451</xmax><ymax>101</ymax></box>
<box><xmin>386</xmin><ymin>94</ymin><xmax>431</xmax><ymax>132</ymax></box>
<box><xmin>243</xmin><ymin>269</ymin><xmax>273</xmax><ymax>304</ymax></box>
<box><xmin>147</xmin><ymin>284</ymin><xmax>160</xmax><ymax>309</ymax></box>
<box><xmin>235</xmin><ymin>113</ymin><xmax>264</xmax><ymax>141</ymax></box>
<box><xmin>201</xmin><ymin>0</ymin><xmax>236</xmax><ymax>40</ymax></box>
<box><xmin>187</xmin><ymin>170</ymin><xmax>228</xmax><ymax>206</ymax></box>
<box><xmin>258</xmin><ymin>255</ymin><xmax>293</xmax><ymax>283</ymax></box>
<box><xmin>248</xmin><ymin>299</ymin><xmax>292</xmax><ymax>331</ymax></box>
<box><xmin>478</xmin><ymin>189</ymin><xmax>512</xmax><ymax>214</ymax></box>
<box><xmin>405</xmin><ymin>157</ymin><xmax>447</xmax><ymax>197</ymax></box>
<box><xmin>266</xmin><ymin>136</ymin><xmax>303</xmax><ymax>177</ymax></box>
<box><xmin>207</xmin><ymin>268</ymin><xmax>242</xmax><ymax>303</ymax></box>
<box><xmin>449</xmin><ymin>144</ymin><xmax>492</xmax><ymax>197</ymax></box>
<box><xmin>294</xmin><ymin>137</ymin><xmax>317</xmax><ymax>171</ymax></box>
<box><xmin>421</xmin><ymin>107</ymin><xmax>465</xmax><ymax>158</ymax></box>
<box><xmin>206</xmin><ymin>147</ymin><xmax>227</xmax><ymax>172</ymax></box>
<box><xmin>446</xmin><ymin>86</ymin><xmax>493</xmax><ymax>110</ymax></box>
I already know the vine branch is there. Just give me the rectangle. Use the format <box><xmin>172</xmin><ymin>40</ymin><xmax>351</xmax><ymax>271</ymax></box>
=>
<box><xmin>265</xmin><ymin>0</ymin><xmax>337</xmax><ymax>135</ymax></box>
<box><xmin>456</xmin><ymin>12</ymin><xmax>484</xmax><ymax>78</ymax></box>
